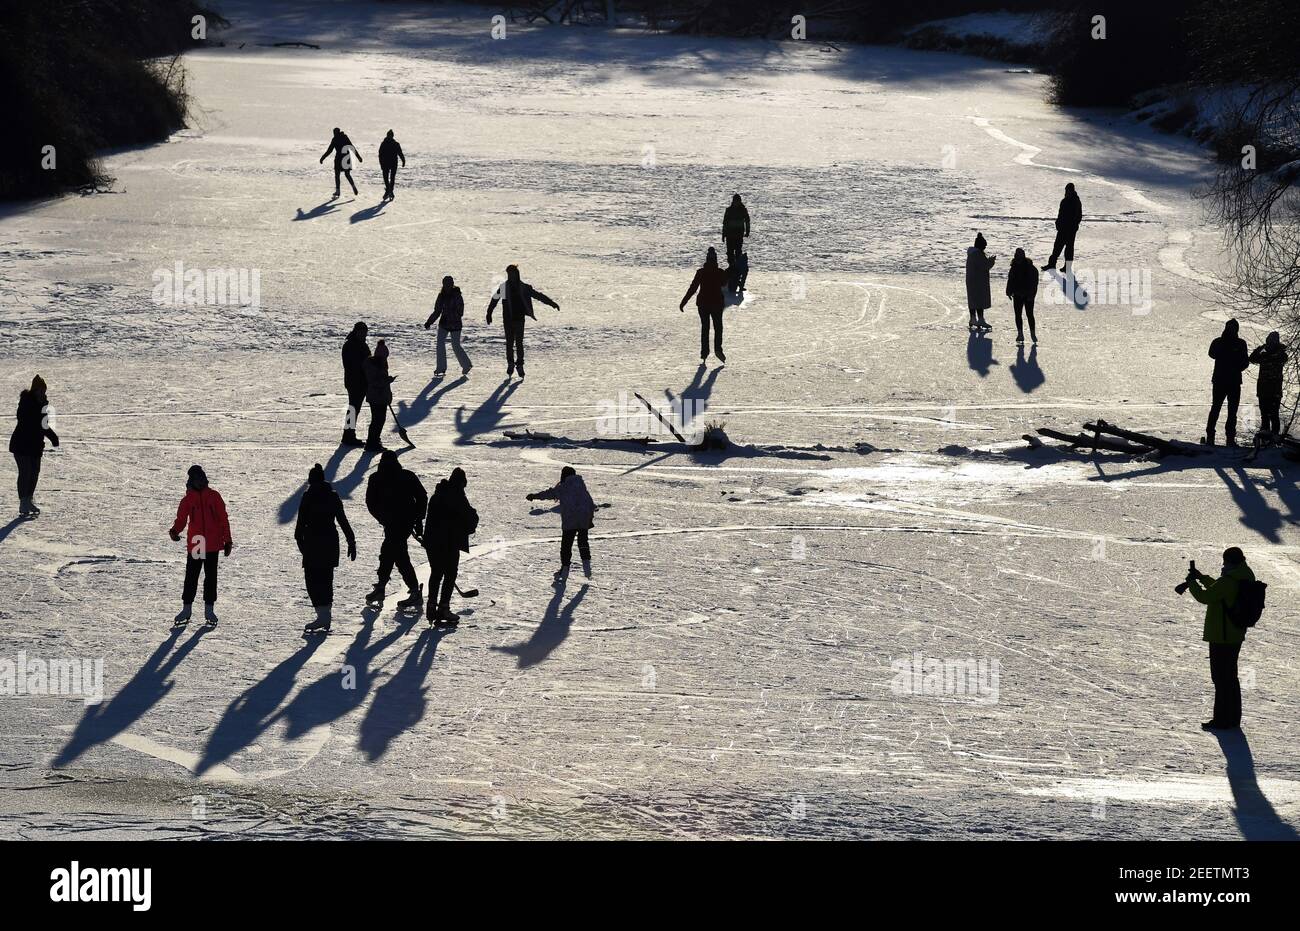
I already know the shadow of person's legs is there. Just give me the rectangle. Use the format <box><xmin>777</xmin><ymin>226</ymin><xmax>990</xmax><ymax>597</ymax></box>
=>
<box><xmin>1214</xmin><ymin>729</ymin><xmax>1300</xmax><ymax>840</ymax></box>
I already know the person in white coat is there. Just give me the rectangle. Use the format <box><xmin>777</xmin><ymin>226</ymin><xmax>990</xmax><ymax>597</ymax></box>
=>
<box><xmin>527</xmin><ymin>466</ymin><xmax>596</xmax><ymax>580</ymax></box>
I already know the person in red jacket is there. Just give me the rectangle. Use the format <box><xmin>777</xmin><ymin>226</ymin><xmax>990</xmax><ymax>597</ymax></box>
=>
<box><xmin>168</xmin><ymin>464</ymin><xmax>233</xmax><ymax>627</ymax></box>
<box><xmin>679</xmin><ymin>247</ymin><xmax>729</xmax><ymax>362</ymax></box>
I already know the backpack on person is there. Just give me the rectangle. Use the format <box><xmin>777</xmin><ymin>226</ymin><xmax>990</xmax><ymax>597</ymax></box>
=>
<box><xmin>1228</xmin><ymin>578</ymin><xmax>1267</xmax><ymax>628</ymax></box>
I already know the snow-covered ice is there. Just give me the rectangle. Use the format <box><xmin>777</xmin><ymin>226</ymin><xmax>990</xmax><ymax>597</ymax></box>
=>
<box><xmin>0</xmin><ymin>0</ymin><xmax>1297</xmax><ymax>840</ymax></box>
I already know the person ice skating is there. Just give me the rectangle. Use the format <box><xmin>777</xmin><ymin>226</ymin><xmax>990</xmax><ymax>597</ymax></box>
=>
<box><xmin>527</xmin><ymin>466</ymin><xmax>596</xmax><ymax>582</ymax></box>
<box><xmin>1205</xmin><ymin>319</ymin><xmax>1250</xmax><ymax>447</ymax></box>
<box><xmin>965</xmin><ymin>233</ymin><xmax>996</xmax><ymax>330</ymax></box>
<box><xmin>485</xmin><ymin>264</ymin><xmax>560</xmax><ymax>379</ymax></box>
<box><xmin>1184</xmin><ymin>547</ymin><xmax>1254</xmax><ymax>731</ymax></box>
<box><xmin>1248</xmin><ymin>332</ymin><xmax>1288</xmax><ymax>438</ymax></box>
<box><xmin>378</xmin><ymin>130</ymin><xmax>405</xmax><ymax>201</ymax></box>
<box><xmin>168</xmin><ymin>465</ymin><xmax>232</xmax><ymax>627</ymax></box>
<box><xmin>9</xmin><ymin>374</ymin><xmax>59</xmax><ymax>519</ymax></box>
<box><xmin>363</xmin><ymin>339</ymin><xmax>397</xmax><ymax>452</ymax></box>
<box><xmin>365</xmin><ymin>449</ymin><xmax>426</xmax><ymax>611</ymax></box>
<box><xmin>722</xmin><ymin>194</ymin><xmax>750</xmax><ymax>265</ymax></box>
<box><xmin>1005</xmin><ymin>248</ymin><xmax>1040</xmax><ymax>344</ymax></box>
<box><xmin>425</xmin><ymin>275</ymin><xmax>472</xmax><ymax>377</ymax></box>
<box><xmin>341</xmin><ymin>321</ymin><xmax>370</xmax><ymax>446</ymax></box>
<box><xmin>296</xmin><ymin>463</ymin><xmax>357</xmax><ymax>635</ymax></box>
<box><xmin>680</xmin><ymin>246</ymin><xmax>730</xmax><ymax>362</ymax></box>
<box><xmin>319</xmin><ymin>127</ymin><xmax>361</xmax><ymax>198</ymax></box>
<box><xmin>1041</xmin><ymin>183</ymin><xmax>1082</xmax><ymax>271</ymax></box>
<box><xmin>420</xmin><ymin>466</ymin><xmax>478</xmax><ymax>626</ymax></box>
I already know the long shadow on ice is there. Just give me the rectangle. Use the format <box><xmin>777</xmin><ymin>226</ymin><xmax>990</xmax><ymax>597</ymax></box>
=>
<box><xmin>966</xmin><ymin>331</ymin><xmax>998</xmax><ymax>377</ymax></box>
<box><xmin>397</xmin><ymin>374</ymin><xmax>468</xmax><ymax>431</ymax></box>
<box><xmin>195</xmin><ymin>636</ymin><xmax>324</xmax><ymax>776</ymax></box>
<box><xmin>454</xmin><ymin>378</ymin><xmax>520</xmax><ymax>445</ymax></box>
<box><xmin>491</xmin><ymin>582</ymin><xmax>588</xmax><ymax>669</ymax></box>
<box><xmin>357</xmin><ymin>626</ymin><xmax>445</xmax><ymax>761</ymax></box>
<box><xmin>274</xmin><ymin>608</ymin><xmax>420</xmax><ymax>741</ymax></box>
<box><xmin>1009</xmin><ymin>344</ymin><xmax>1044</xmax><ymax>394</ymax></box>
<box><xmin>0</xmin><ymin>517</ymin><xmax>25</xmax><ymax>547</ymax></box>
<box><xmin>53</xmin><ymin>626</ymin><xmax>210</xmax><ymax>768</ymax></box>
<box><xmin>293</xmin><ymin>199</ymin><xmax>349</xmax><ymax>221</ymax></box>
<box><xmin>1213</xmin><ymin>729</ymin><xmax>1300</xmax><ymax>840</ymax></box>
<box><xmin>1088</xmin><ymin>458</ymin><xmax>1299</xmax><ymax>544</ymax></box>
<box><xmin>276</xmin><ymin>445</ymin><xmax>376</xmax><ymax>525</ymax></box>
<box><xmin>350</xmin><ymin>199</ymin><xmax>388</xmax><ymax>223</ymax></box>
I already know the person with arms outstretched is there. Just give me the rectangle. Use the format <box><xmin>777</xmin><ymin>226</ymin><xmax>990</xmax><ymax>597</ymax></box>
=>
<box><xmin>319</xmin><ymin>127</ymin><xmax>360</xmax><ymax>198</ymax></box>
<box><xmin>378</xmin><ymin>130</ymin><xmax>405</xmax><ymax>201</ymax></box>
<box><xmin>485</xmin><ymin>264</ymin><xmax>560</xmax><ymax>379</ymax></box>
<box><xmin>680</xmin><ymin>246</ymin><xmax>729</xmax><ymax>362</ymax></box>
<box><xmin>527</xmin><ymin>466</ymin><xmax>596</xmax><ymax>582</ymax></box>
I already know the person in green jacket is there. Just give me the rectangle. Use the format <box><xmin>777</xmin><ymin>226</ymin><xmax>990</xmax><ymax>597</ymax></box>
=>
<box><xmin>1184</xmin><ymin>547</ymin><xmax>1253</xmax><ymax>731</ymax></box>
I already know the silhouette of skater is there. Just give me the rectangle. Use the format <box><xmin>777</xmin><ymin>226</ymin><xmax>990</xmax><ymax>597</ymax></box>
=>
<box><xmin>297</xmin><ymin>462</ymin><xmax>357</xmax><ymax>635</ymax></box>
<box><xmin>365</xmin><ymin>450</ymin><xmax>426</xmax><ymax>610</ymax></box>
<box><xmin>528</xmin><ymin>466</ymin><xmax>596</xmax><ymax>582</ymax></box>
<box><xmin>1249</xmin><ymin>332</ymin><xmax>1288</xmax><ymax>438</ymax></box>
<box><xmin>1184</xmin><ymin>547</ymin><xmax>1253</xmax><ymax>730</ymax></box>
<box><xmin>425</xmin><ymin>275</ymin><xmax>472</xmax><ymax>377</ymax></box>
<box><xmin>722</xmin><ymin>194</ymin><xmax>750</xmax><ymax>265</ymax></box>
<box><xmin>320</xmin><ymin>127</ymin><xmax>360</xmax><ymax>197</ymax></box>
<box><xmin>364</xmin><ymin>339</ymin><xmax>397</xmax><ymax>452</ymax></box>
<box><xmin>341</xmin><ymin>321</ymin><xmax>370</xmax><ymax>446</ymax></box>
<box><xmin>378</xmin><ymin>129</ymin><xmax>405</xmax><ymax>201</ymax></box>
<box><xmin>965</xmin><ymin>233</ymin><xmax>996</xmax><ymax>330</ymax></box>
<box><xmin>680</xmin><ymin>246</ymin><xmax>729</xmax><ymax>362</ymax></box>
<box><xmin>420</xmin><ymin>466</ymin><xmax>477</xmax><ymax>626</ymax></box>
<box><xmin>168</xmin><ymin>464</ymin><xmax>232</xmax><ymax>627</ymax></box>
<box><xmin>1042</xmin><ymin>183</ymin><xmax>1082</xmax><ymax>271</ymax></box>
<box><xmin>1005</xmin><ymin>248</ymin><xmax>1039</xmax><ymax>343</ymax></box>
<box><xmin>485</xmin><ymin>264</ymin><xmax>560</xmax><ymax>379</ymax></box>
<box><xmin>9</xmin><ymin>374</ymin><xmax>59</xmax><ymax>519</ymax></box>
<box><xmin>1206</xmin><ymin>319</ymin><xmax>1250</xmax><ymax>447</ymax></box>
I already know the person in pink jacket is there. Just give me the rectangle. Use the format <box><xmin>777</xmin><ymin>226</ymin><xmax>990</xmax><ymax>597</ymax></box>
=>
<box><xmin>168</xmin><ymin>464</ymin><xmax>233</xmax><ymax>627</ymax></box>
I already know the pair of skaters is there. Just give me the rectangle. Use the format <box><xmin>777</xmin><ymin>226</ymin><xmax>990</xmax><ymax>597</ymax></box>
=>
<box><xmin>319</xmin><ymin>128</ymin><xmax>406</xmax><ymax>200</ymax></box>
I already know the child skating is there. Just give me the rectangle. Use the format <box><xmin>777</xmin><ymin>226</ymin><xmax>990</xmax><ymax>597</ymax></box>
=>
<box><xmin>527</xmin><ymin>466</ymin><xmax>596</xmax><ymax>582</ymax></box>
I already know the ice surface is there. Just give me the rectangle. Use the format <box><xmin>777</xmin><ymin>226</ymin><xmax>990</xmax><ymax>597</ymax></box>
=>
<box><xmin>0</xmin><ymin>1</ymin><xmax>1296</xmax><ymax>839</ymax></box>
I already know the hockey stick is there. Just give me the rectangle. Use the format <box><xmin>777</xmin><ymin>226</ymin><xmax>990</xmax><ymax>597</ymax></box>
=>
<box><xmin>455</xmin><ymin>582</ymin><xmax>479</xmax><ymax>598</ymax></box>
<box><xmin>387</xmin><ymin>401</ymin><xmax>413</xmax><ymax>447</ymax></box>
<box><xmin>633</xmin><ymin>391</ymin><xmax>686</xmax><ymax>443</ymax></box>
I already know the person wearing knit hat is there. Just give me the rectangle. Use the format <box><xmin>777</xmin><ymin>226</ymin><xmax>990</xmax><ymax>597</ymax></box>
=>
<box><xmin>965</xmin><ymin>232</ymin><xmax>996</xmax><ymax>331</ymax></box>
<box><xmin>424</xmin><ymin>275</ymin><xmax>472</xmax><ymax>378</ymax></box>
<box><xmin>168</xmin><ymin>464</ymin><xmax>233</xmax><ymax>626</ymax></box>
<box><xmin>296</xmin><ymin>462</ymin><xmax>357</xmax><ymax>634</ymax></box>
<box><xmin>421</xmin><ymin>466</ymin><xmax>479</xmax><ymax>625</ymax></box>
<box><xmin>9</xmin><ymin>374</ymin><xmax>60</xmax><ymax>519</ymax></box>
<box><xmin>362</xmin><ymin>338</ymin><xmax>397</xmax><ymax>451</ymax></box>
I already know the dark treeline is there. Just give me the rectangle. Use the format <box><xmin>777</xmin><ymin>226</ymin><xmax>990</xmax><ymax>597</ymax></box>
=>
<box><xmin>0</xmin><ymin>0</ymin><xmax>224</xmax><ymax>200</ymax></box>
